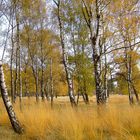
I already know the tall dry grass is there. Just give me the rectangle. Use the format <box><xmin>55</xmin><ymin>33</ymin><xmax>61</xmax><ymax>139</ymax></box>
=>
<box><xmin>0</xmin><ymin>95</ymin><xmax>140</xmax><ymax>140</ymax></box>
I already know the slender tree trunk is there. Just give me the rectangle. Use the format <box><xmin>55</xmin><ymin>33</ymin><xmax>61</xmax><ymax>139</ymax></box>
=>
<box><xmin>35</xmin><ymin>74</ymin><xmax>39</xmax><ymax>102</ymax></box>
<box><xmin>128</xmin><ymin>81</ymin><xmax>134</xmax><ymax>104</ymax></box>
<box><xmin>128</xmin><ymin>39</ymin><xmax>140</xmax><ymax>103</ymax></box>
<box><xmin>81</xmin><ymin>92</ymin><xmax>86</xmax><ymax>103</ymax></box>
<box><xmin>84</xmin><ymin>93</ymin><xmax>89</xmax><ymax>103</ymax></box>
<box><xmin>10</xmin><ymin>17</ymin><xmax>14</xmax><ymax>103</ymax></box>
<box><xmin>41</xmin><ymin>68</ymin><xmax>44</xmax><ymax>100</ymax></box>
<box><xmin>24</xmin><ymin>67</ymin><xmax>29</xmax><ymax>98</ymax></box>
<box><xmin>16</xmin><ymin>15</ymin><xmax>22</xmax><ymax>103</ymax></box>
<box><xmin>0</xmin><ymin>63</ymin><xmax>23</xmax><ymax>134</ymax></box>
<box><xmin>18</xmin><ymin>43</ymin><xmax>22</xmax><ymax>103</ymax></box>
<box><xmin>14</xmin><ymin>48</ymin><xmax>18</xmax><ymax>103</ymax></box>
<box><xmin>35</xmin><ymin>49</ymin><xmax>39</xmax><ymax>101</ymax></box>
<box><xmin>54</xmin><ymin>0</ymin><xmax>76</xmax><ymax>106</ymax></box>
<box><xmin>40</xmin><ymin>26</ymin><xmax>45</xmax><ymax>101</ymax></box>
<box><xmin>109</xmin><ymin>68</ymin><xmax>113</xmax><ymax>95</ymax></box>
<box><xmin>24</xmin><ymin>78</ymin><xmax>29</xmax><ymax>97</ymax></box>
<box><xmin>83</xmin><ymin>78</ymin><xmax>89</xmax><ymax>104</ymax></box>
<box><xmin>30</xmin><ymin>58</ymin><xmax>39</xmax><ymax>102</ymax></box>
<box><xmin>82</xmin><ymin>92</ymin><xmax>89</xmax><ymax>104</ymax></box>
<box><xmin>10</xmin><ymin>47</ymin><xmax>14</xmax><ymax>103</ymax></box>
<box><xmin>50</xmin><ymin>59</ymin><xmax>54</xmax><ymax>107</ymax></box>
<box><xmin>15</xmin><ymin>0</ymin><xmax>22</xmax><ymax>102</ymax></box>
<box><xmin>76</xmin><ymin>76</ymin><xmax>82</xmax><ymax>105</ymax></box>
<box><xmin>128</xmin><ymin>41</ymin><xmax>139</xmax><ymax>104</ymax></box>
<box><xmin>31</xmin><ymin>70</ymin><xmax>39</xmax><ymax>101</ymax></box>
<box><xmin>104</xmin><ymin>45</ymin><xmax>108</xmax><ymax>101</ymax></box>
<box><xmin>124</xmin><ymin>43</ymin><xmax>134</xmax><ymax>104</ymax></box>
<box><xmin>76</xmin><ymin>93</ymin><xmax>80</xmax><ymax>104</ymax></box>
<box><xmin>41</xmin><ymin>57</ymin><xmax>44</xmax><ymax>101</ymax></box>
<box><xmin>132</xmin><ymin>84</ymin><xmax>139</xmax><ymax>103</ymax></box>
<box><xmin>45</xmin><ymin>80</ymin><xmax>50</xmax><ymax>101</ymax></box>
<box><xmin>44</xmin><ymin>86</ymin><xmax>49</xmax><ymax>101</ymax></box>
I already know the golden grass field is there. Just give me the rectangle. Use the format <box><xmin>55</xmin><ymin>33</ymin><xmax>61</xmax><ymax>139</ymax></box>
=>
<box><xmin>0</xmin><ymin>95</ymin><xmax>140</xmax><ymax>140</ymax></box>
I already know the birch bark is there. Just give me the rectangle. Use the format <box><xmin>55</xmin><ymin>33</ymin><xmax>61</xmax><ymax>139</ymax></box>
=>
<box><xmin>0</xmin><ymin>62</ymin><xmax>23</xmax><ymax>134</ymax></box>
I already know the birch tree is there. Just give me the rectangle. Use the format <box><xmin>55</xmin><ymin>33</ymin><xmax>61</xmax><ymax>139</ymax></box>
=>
<box><xmin>0</xmin><ymin>62</ymin><xmax>23</xmax><ymax>133</ymax></box>
<box><xmin>80</xmin><ymin>0</ymin><xmax>111</xmax><ymax>104</ymax></box>
<box><xmin>53</xmin><ymin>0</ymin><xmax>76</xmax><ymax>106</ymax></box>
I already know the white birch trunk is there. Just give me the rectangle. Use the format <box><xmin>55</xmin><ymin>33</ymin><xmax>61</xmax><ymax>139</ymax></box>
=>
<box><xmin>90</xmin><ymin>0</ymin><xmax>105</xmax><ymax>104</ymax></box>
<box><xmin>54</xmin><ymin>0</ymin><xmax>76</xmax><ymax>106</ymax></box>
<box><xmin>0</xmin><ymin>62</ymin><xmax>23</xmax><ymax>133</ymax></box>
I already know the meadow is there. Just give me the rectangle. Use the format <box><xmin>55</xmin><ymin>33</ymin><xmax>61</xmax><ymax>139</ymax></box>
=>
<box><xmin>0</xmin><ymin>95</ymin><xmax>140</xmax><ymax>140</ymax></box>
